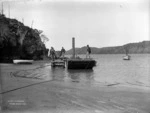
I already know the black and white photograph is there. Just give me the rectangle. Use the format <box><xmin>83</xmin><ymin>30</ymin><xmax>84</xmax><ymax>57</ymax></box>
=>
<box><xmin>0</xmin><ymin>0</ymin><xmax>150</xmax><ymax>112</ymax></box>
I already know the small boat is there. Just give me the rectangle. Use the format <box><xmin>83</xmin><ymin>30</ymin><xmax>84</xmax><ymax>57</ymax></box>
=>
<box><xmin>123</xmin><ymin>45</ymin><xmax>131</xmax><ymax>60</ymax></box>
<box><xmin>13</xmin><ymin>59</ymin><xmax>33</xmax><ymax>64</ymax></box>
<box><xmin>123</xmin><ymin>55</ymin><xmax>131</xmax><ymax>60</ymax></box>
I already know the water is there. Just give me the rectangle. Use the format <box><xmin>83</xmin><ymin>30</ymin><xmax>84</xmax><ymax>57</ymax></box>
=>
<box><xmin>11</xmin><ymin>54</ymin><xmax>150</xmax><ymax>88</ymax></box>
<box><xmin>92</xmin><ymin>54</ymin><xmax>150</xmax><ymax>87</ymax></box>
<box><xmin>48</xmin><ymin>54</ymin><xmax>150</xmax><ymax>87</ymax></box>
<box><xmin>1</xmin><ymin>54</ymin><xmax>150</xmax><ymax>112</ymax></box>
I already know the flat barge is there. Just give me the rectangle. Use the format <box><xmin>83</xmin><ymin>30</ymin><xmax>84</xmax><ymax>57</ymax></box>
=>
<box><xmin>67</xmin><ymin>59</ymin><xmax>96</xmax><ymax>69</ymax></box>
<box><xmin>66</xmin><ymin>37</ymin><xmax>96</xmax><ymax>69</ymax></box>
<box><xmin>51</xmin><ymin>60</ymin><xmax>65</xmax><ymax>68</ymax></box>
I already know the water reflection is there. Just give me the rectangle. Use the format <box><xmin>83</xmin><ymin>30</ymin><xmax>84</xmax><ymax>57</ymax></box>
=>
<box><xmin>49</xmin><ymin>67</ymin><xmax>66</xmax><ymax>81</ymax></box>
<box><xmin>49</xmin><ymin>67</ymin><xmax>94</xmax><ymax>84</ymax></box>
<box><xmin>66</xmin><ymin>69</ymin><xmax>94</xmax><ymax>83</ymax></box>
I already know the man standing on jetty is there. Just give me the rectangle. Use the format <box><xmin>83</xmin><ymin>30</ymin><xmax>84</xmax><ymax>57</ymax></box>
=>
<box><xmin>86</xmin><ymin>45</ymin><xmax>91</xmax><ymax>58</ymax></box>
<box><xmin>60</xmin><ymin>47</ymin><xmax>66</xmax><ymax>59</ymax></box>
<box><xmin>49</xmin><ymin>47</ymin><xmax>56</xmax><ymax>61</ymax></box>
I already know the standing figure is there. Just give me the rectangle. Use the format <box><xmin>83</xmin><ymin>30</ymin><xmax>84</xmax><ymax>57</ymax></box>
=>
<box><xmin>86</xmin><ymin>45</ymin><xmax>91</xmax><ymax>58</ymax></box>
<box><xmin>60</xmin><ymin>47</ymin><xmax>66</xmax><ymax>59</ymax></box>
<box><xmin>49</xmin><ymin>47</ymin><xmax>56</xmax><ymax>61</ymax></box>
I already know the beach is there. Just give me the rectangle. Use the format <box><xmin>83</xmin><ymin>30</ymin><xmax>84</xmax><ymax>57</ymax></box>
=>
<box><xmin>0</xmin><ymin>56</ymin><xmax>150</xmax><ymax>113</ymax></box>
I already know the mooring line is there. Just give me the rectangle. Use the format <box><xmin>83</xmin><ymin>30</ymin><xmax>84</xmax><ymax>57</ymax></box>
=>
<box><xmin>0</xmin><ymin>80</ymin><xmax>53</xmax><ymax>94</ymax></box>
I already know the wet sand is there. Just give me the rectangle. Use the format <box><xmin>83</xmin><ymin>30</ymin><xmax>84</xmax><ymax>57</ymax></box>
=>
<box><xmin>0</xmin><ymin>62</ymin><xmax>150</xmax><ymax>113</ymax></box>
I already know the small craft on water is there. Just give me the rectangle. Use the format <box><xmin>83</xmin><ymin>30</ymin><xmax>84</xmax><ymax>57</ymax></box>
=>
<box><xmin>123</xmin><ymin>45</ymin><xmax>131</xmax><ymax>60</ymax></box>
<box><xmin>123</xmin><ymin>55</ymin><xmax>131</xmax><ymax>60</ymax></box>
<box><xmin>13</xmin><ymin>59</ymin><xmax>34</xmax><ymax>64</ymax></box>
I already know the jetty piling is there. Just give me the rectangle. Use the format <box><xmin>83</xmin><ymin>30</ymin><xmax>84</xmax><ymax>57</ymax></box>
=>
<box><xmin>72</xmin><ymin>37</ymin><xmax>75</xmax><ymax>59</ymax></box>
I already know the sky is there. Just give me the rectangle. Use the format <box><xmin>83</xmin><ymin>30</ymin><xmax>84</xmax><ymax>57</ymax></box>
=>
<box><xmin>0</xmin><ymin>0</ymin><xmax>149</xmax><ymax>50</ymax></box>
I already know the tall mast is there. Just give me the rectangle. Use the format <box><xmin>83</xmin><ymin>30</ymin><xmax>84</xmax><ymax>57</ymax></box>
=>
<box><xmin>72</xmin><ymin>37</ymin><xmax>75</xmax><ymax>59</ymax></box>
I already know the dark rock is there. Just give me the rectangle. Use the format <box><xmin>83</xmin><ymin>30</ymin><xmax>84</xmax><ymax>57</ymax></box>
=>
<box><xmin>0</xmin><ymin>14</ymin><xmax>47</xmax><ymax>63</ymax></box>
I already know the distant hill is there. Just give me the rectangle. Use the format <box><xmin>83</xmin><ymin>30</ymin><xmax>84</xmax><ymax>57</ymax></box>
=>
<box><xmin>66</xmin><ymin>41</ymin><xmax>150</xmax><ymax>54</ymax></box>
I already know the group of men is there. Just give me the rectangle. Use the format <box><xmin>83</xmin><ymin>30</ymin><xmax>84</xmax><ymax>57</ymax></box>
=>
<box><xmin>48</xmin><ymin>45</ymin><xmax>91</xmax><ymax>60</ymax></box>
<box><xmin>48</xmin><ymin>47</ymin><xmax>66</xmax><ymax>61</ymax></box>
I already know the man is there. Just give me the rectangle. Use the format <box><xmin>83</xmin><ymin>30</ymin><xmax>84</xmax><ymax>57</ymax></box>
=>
<box><xmin>60</xmin><ymin>47</ymin><xmax>66</xmax><ymax>59</ymax></box>
<box><xmin>49</xmin><ymin>47</ymin><xmax>56</xmax><ymax>61</ymax></box>
<box><xmin>86</xmin><ymin>45</ymin><xmax>91</xmax><ymax>58</ymax></box>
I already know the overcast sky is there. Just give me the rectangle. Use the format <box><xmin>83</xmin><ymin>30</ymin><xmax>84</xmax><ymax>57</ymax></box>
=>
<box><xmin>1</xmin><ymin>0</ymin><xmax>149</xmax><ymax>50</ymax></box>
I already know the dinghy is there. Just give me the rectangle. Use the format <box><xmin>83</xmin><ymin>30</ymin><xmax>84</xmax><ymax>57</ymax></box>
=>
<box><xmin>13</xmin><ymin>59</ymin><xmax>33</xmax><ymax>64</ymax></box>
<box><xmin>123</xmin><ymin>55</ymin><xmax>131</xmax><ymax>60</ymax></box>
<box><xmin>123</xmin><ymin>45</ymin><xmax>131</xmax><ymax>60</ymax></box>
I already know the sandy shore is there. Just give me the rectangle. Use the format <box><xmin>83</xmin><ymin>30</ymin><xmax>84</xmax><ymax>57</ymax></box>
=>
<box><xmin>0</xmin><ymin>62</ymin><xmax>150</xmax><ymax>113</ymax></box>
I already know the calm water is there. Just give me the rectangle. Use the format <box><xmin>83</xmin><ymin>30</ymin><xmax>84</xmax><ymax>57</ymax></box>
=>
<box><xmin>10</xmin><ymin>54</ymin><xmax>150</xmax><ymax>88</ymax></box>
<box><xmin>47</xmin><ymin>54</ymin><xmax>150</xmax><ymax>87</ymax></box>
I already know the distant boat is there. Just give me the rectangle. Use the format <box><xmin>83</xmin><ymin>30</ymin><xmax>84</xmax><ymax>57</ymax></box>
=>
<box><xmin>13</xmin><ymin>59</ymin><xmax>33</xmax><ymax>64</ymax></box>
<box><xmin>123</xmin><ymin>55</ymin><xmax>131</xmax><ymax>60</ymax></box>
<box><xmin>123</xmin><ymin>45</ymin><xmax>131</xmax><ymax>60</ymax></box>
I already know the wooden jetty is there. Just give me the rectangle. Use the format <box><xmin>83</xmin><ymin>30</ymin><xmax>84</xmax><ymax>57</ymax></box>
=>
<box><xmin>51</xmin><ymin>60</ymin><xmax>65</xmax><ymax>68</ymax></box>
<box><xmin>67</xmin><ymin>37</ymin><xmax>96</xmax><ymax>69</ymax></box>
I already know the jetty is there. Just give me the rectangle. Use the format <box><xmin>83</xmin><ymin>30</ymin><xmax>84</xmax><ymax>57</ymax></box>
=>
<box><xmin>51</xmin><ymin>60</ymin><xmax>65</xmax><ymax>68</ymax></box>
<box><xmin>66</xmin><ymin>37</ymin><xmax>96</xmax><ymax>69</ymax></box>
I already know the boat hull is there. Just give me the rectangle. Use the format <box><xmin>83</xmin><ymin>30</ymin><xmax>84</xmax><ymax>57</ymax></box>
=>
<box><xmin>123</xmin><ymin>55</ymin><xmax>131</xmax><ymax>60</ymax></box>
<box><xmin>67</xmin><ymin>59</ymin><xmax>96</xmax><ymax>69</ymax></box>
<box><xmin>13</xmin><ymin>60</ymin><xmax>33</xmax><ymax>64</ymax></box>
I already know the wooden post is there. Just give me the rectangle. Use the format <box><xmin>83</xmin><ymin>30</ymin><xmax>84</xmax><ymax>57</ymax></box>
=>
<box><xmin>72</xmin><ymin>37</ymin><xmax>75</xmax><ymax>59</ymax></box>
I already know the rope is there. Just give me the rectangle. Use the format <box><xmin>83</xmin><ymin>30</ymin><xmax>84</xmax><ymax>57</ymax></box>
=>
<box><xmin>0</xmin><ymin>64</ymin><xmax>52</xmax><ymax>94</ymax></box>
<box><xmin>0</xmin><ymin>80</ymin><xmax>53</xmax><ymax>94</ymax></box>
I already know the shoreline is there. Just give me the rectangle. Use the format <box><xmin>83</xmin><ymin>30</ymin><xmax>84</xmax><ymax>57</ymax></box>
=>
<box><xmin>0</xmin><ymin>61</ymin><xmax>150</xmax><ymax>113</ymax></box>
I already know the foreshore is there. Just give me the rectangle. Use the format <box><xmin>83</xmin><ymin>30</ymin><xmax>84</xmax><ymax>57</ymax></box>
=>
<box><xmin>0</xmin><ymin>61</ymin><xmax>150</xmax><ymax>113</ymax></box>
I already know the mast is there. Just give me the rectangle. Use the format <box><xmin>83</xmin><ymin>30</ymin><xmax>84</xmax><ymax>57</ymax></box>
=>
<box><xmin>72</xmin><ymin>37</ymin><xmax>75</xmax><ymax>59</ymax></box>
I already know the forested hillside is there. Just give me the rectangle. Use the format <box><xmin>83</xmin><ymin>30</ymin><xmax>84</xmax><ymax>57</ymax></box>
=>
<box><xmin>66</xmin><ymin>41</ymin><xmax>150</xmax><ymax>54</ymax></box>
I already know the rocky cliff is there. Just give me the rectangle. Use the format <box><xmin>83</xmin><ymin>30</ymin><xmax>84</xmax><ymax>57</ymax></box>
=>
<box><xmin>0</xmin><ymin>14</ymin><xmax>48</xmax><ymax>63</ymax></box>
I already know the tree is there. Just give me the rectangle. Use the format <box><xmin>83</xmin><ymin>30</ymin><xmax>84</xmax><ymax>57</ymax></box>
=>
<box><xmin>40</xmin><ymin>34</ymin><xmax>49</xmax><ymax>44</ymax></box>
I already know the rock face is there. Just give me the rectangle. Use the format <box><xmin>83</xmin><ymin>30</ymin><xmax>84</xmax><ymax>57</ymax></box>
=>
<box><xmin>66</xmin><ymin>41</ymin><xmax>150</xmax><ymax>54</ymax></box>
<box><xmin>0</xmin><ymin>14</ymin><xmax>47</xmax><ymax>63</ymax></box>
